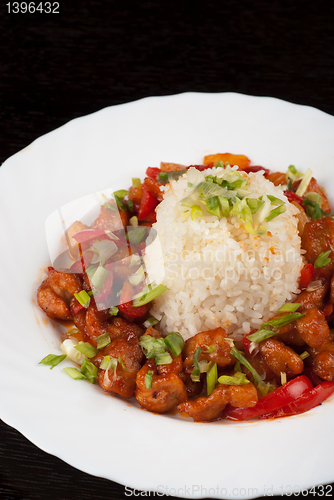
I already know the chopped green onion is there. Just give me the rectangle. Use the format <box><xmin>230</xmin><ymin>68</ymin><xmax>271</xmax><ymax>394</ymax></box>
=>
<box><xmin>246</xmin><ymin>198</ymin><xmax>265</xmax><ymax>214</ymax></box>
<box><xmin>127</xmin><ymin>200</ymin><xmax>134</xmax><ymax>212</ymax></box>
<box><xmin>157</xmin><ymin>172</ymin><xmax>169</xmax><ymax>183</ymax></box>
<box><xmin>261</xmin><ymin>312</ymin><xmax>305</xmax><ymax>329</ymax></box>
<box><xmin>277</xmin><ymin>303</ymin><xmax>301</xmax><ymax>313</ymax></box>
<box><xmin>155</xmin><ymin>352</ymin><xmax>173</xmax><ymax>365</ymax></box>
<box><xmin>85</xmin><ymin>265</ymin><xmax>96</xmax><ymax>278</ymax></box>
<box><xmin>295</xmin><ymin>168</ymin><xmax>313</xmax><ymax>197</ymax></box>
<box><xmin>213</xmin><ymin>161</ymin><xmax>225</xmax><ymax>169</ymax></box>
<box><xmin>206</xmin><ymin>362</ymin><xmax>218</xmax><ymax>395</ymax></box>
<box><xmin>67</xmin><ymin>329</ymin><xmax>79</xmax><ymax>336</ymax></box>
<box><xmin>164</xmin><ymin>331</ymin><xmax>185</xmax><ymax>358</ymax></box>
<box><xmin>264</xmin><ymin>204</ymin><xmax>286</xmax><ymax>222</ymax></box>
<box><xmin>95</xmin><ymin>332</ymin><xmax>111</xmax><ymax>349</ymax></box>
<box><xmin>39</xmin><ymin>354</ymin><xmax>66</xmax><ymax>369</ymax></box>
<box><xmin>80</xmin><ymin>358</ymin><xmax>97</xmax><ymax>384</ymax></box>
<box><xmin>280</xmin><ymin>372</ymin><xmax>287</xmax><ymax>385</ymax></box>
<box><xmin>145</xmin><ymin>370</ymin><xmax>154</xmax><ymax>390</ymax></box>
<box><xmin>90</xmin><ymin>265</ymin><xmax>109</xmax><ymax>289</ymax></box>
<box><xmin>128</xmin><ymin>265</ymin><xmax>145</xmax><ymax>286</ymax></box>
<box><xmin>129</xmin><ymin>215</ymin><xmax>138</xmax><ymax>226</ymax></box>
<box><xmin>132</xmin><ymin>284</ymin><xmax>168</xmax><ymax>307</ymax></box>
<box><xmin>109</xmin><ymin>306</ymin><xmax>119</xmax><ymax>316</ymax></box>
<box><xmin>91</xmin><ymin>240</ymin><xmax>118</xmax><ymax>265</ymax></box>
<box><xmin>198</xmin><ymin>360</ymin><xmax>209</xmax><ymax>373</ymax></box>
<box><xmin>113</xmin><ymin>190</ymin><xmax>128</xmax><ymax>200</ymax></box>
<box><xmin>191</xmin><ymin>205</ymin><xmax>203</xmax><ymax>220</ymax></box>
<box><xmin>267</xmin><ymin>195</ymin><xmax>285</xmax><ymax>206</ymax></box>
<box><xmin>218</xmin><ymin>196</ymin><xmax>230</xmax><ymax>217</ymax></box>
<box><xmin>300</xmin><ymin>351</ymin><xmax>310</xmax><ymax>360</ymax></box>
<box><xmin>234</xmin><ymin>360</ymin><xmax>241</xmax><ymax>372</ymax></box>
<box><xmin>132</xmin><ymin>178</ymin><xmax>141</xmax><ymax>187</ymax></box>
<box><xmin>157</xmin><ymin>170</ymin><xmax>187</xmax><ymax>183</ymax></box>
<box><xmin>218</xmin><ymin>372</ymin><xmax>250</xmax><ymax>386</ymax></box>
<box><xmin>74</xmin><ymin>290</ymin><xmax>91</xmax><ymax>309</ymax></box>
<box><xmin>74</xmin><ymin>342</ymin><xmax>99</xmax><ymax>358</ymax></box>
<box><xmin>314</xmin><ymin>250</ymin><xmax>331</xmax><ymax>269</ymax></box>
<box><xmin>139</xmin><ymin>335</ymin><xmax>166</xmax><ymax>359</ymax></box>
<box><xmin>247</xmin><ymin>328</ymin><xmax>279</xmax><ymax>343</ymax></box>
<box><xmin>191</xmin><ymin>347</ymin><xmax>202</xmax><ymax>382</ymax></box>
<box><xmin>64</xmin><ymin>367</ymin><xmax>86</xmax><ymax>380</ymax></box>
<box><xmin>117</xmin><ymin>357</ymin><xmax>126</xmax><ymax>370</ymax></box>
<box><xmin>203</xmin><ymin>345</ymin><xmax>216</xmax><ymax>354</ymax></box>
<box><xmin>206</xmin><ymin>196</ymin><xmax>221</xmax><ymax>217</ymax></box>
<box><xmin>114</xmin><ymin>194</ymin><xmax>127</xmax><ymax>211</ymax></box>
<box><xmin>127</xmin><ymin>227</ymin><xmax>147</xmax><ymax>245</ymax></box>
<box><xmin>143</xmin><ymin>317</ymin><xmax>159</xmax><ymax>328</ymax></box>
<box><xmin>99</xmin><ymin>355</ymin><xmax>113</xmax><ymax>370</ymax></box>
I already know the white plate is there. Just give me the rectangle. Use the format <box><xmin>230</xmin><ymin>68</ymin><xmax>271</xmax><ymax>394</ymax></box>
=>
<box><xmin>1</xmin><ymin>93</ymin><xmax>334</xmax><ymax>500</ymax></box>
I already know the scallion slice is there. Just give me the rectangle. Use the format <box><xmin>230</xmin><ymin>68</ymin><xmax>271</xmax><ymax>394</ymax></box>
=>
<box><xmin>109</xmin><ymin>306</ymin><xmax>119</xmax><ymax>316</ymax></box>
<box><xmin>127</xmin><ymin>227</ymin><xmax>147</xmax><ymax>245</ymax></box>
<box><xmin>300</xmin><ymin>351</ymin><xmax>310</xmax><ymax>360</ymax></box>
<box><xmin>74</xmin><ymin>290</ymin><xmax>91</xmax><ymax>309</ymax></box>
<box><xmin>295</xmin><ymin>168</ymin><xmax>313</xmax><ymax>197</ymax></box>
<box><xmin>206</xmin><ymin>196</ymin><xmax>221</xmax><ymax>217</ymax></box>
<box><xmin>128</xmin><ymin>266</ymin><xmax>145</xmax><ymax>286</ymax></box>
<box><xmin>63</xmin><ymin>367</ymin><xmax>86</xmax><ymax>380</ymax></box>
<box><xmin>139</xmin><ymin>335</ymin><xmax>166</xmax><ymax>359</ymax></box>
<box><xmin>132</xmin><ymin>178</ymin><xmax>141</xmax><ymax>187</ymax></box>
<box><xmin>191</xmin><ymin>347</ymin><xmax>202</xmax><ymax>382</ymax></box>
<box><xmin>155</xmin><ymin>352</ymin><xmax>173</xmax><ymax>365</ymax></box>
<box><xmin>113</xmin><ymin>189</ymin><xmax>128</xmax><ymax>200</ymax></box>
<box><xmin>247</xmin><ymin>328</ymin><xmax>279</xmax><ymax>343</ymax></box>
<box><xmin>218</xmin><ymin>196</ymin><xmax>230</xmax><ymax>217</ymax></box>
<box><xmin>74</xmin><ymin>342</ymin><xmax>99</xmax><ymax>358</ymax></box>
<box><xmin>164</xmin><ymin>331</ymin><xmax>184</xmax><ymax>357</ymax></box>
<box><xmin>143</xmin><ymin>317</ymin><xmax>159</xmax><ymax>328</ymax></box>
<box><xmin>206</xmin><ymin>362</ymin><xmax>218</xmax><ymax>396</ymax></box>
<box><xmin>80</xmin><ymin>358</ymin><xmax>97</xmax><ymax>384</ymax></box>
<box><xmin>39</xmin><ymin>354</ymin><xmax>66</xmax><ymax>369</ymax></box>
<box><xmin>267</xmin><ymin>195</ymin><xmax>285</xmax><ymax>206</ymax></box>
<box><xmin>132</xmin><ymin>284</ymin><xmax>168</xmax><ymax>307</ymax></box>
<box><xmin>314</xmin><ymin>250</ymin><xmax>331</xmax><ymax>269</ymax></box>
<box><xmin>145</xmin><ymin>370</ymin><xmax>154</xmax><ymax>390</ymax></box>
<box><xmin>191</xmin><ymin>205</ymin><xmax>203</xmax><ymax>220</ymax></box>
<box><xmin>280</xmin><ymin>372</ymin><xmax>287</xmax><ymax>385</ymax></box>
<box><xmin>218</xmin><ymin>372</ymin><xmax>250</xmax><ymax>386</ymax></box>
<box><xmin>261</xmin><ymin>312</ymin><xmax>305</xmax><ymax>329</ymax></box>
<box><xmin>90</xmin><ymin>265</ymin><xmax>109</xmax><ymax>289</ymax></box>
<box><xmin>127</xmin><ymin>200</ymin><xmax>134</xmax><ymax>212</ymax></box>
<box><xmin>277</xmin><ymin>303</ymin><xmax>301</xmax><ymax>313</ymax></box>
<box><xmin>265</xmin><ymin>204</ymin><xmax>286</xmax><ymax>222</ymax></box>
<box><xmin>129</xmin><ymin>215</ymin><xmax>138</xmax><ymax>226</ymax></box>
<box><xmin>95</xmin><ymin>332</ymin><xmax>111</xmax><ymax>349</ymax></box>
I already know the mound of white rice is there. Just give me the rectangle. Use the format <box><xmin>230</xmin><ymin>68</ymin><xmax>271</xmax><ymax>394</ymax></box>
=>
<box><xmin>150</xmin><ymin>166</ymin><xmax>304</xmax><ymax>341</ymax></box>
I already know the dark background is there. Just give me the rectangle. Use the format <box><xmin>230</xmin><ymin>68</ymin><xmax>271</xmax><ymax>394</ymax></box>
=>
<box><xmin>1</xmin><ymin>1</ymin><xmax>334</xmax><ymax>499</ymax></box>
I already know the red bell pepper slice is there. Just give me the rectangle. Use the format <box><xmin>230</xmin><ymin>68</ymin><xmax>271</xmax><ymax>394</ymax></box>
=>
<box><xmin>284</xmin><ymin>190</ymin><xmax>304</xmax><ymax>206</ymax></box>
<box><xmin>137</xmin><ymin>185</ymin><xmax>159</xmax><ymax>221</ymax></box>
<box><xmin>259</xmin><ymin>381</ymin><xmax>334</xmax><ymax>419</ymax></box>
<box><xmin>299</xmin><ymin>263</ymin><xmax>314</xmax><ymax>289</ymax></box>
<box><xmin>224</xmin><ymin>375</ymin><xmax>313</xmax><ymax>421</ymax></box>
<box><xmin>187</xmin><ymin>164</ymin><xmax>214</xmax><ymax>171</ymax></box>
<box><xmin>70</xmin><ymin>296</ymin><xmax>85</xmax><ymax>316</ymax></box>
<box><xmin>118</xmin><ymin>281</ymin><xmax>151</xmax><ymax>318</ymax></box>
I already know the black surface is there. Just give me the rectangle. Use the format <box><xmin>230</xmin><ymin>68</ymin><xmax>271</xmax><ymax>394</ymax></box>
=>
<box><xmin>1</xmin><ymin>2</ymin><xmax>334</xmax><ymax>499</ymax></box>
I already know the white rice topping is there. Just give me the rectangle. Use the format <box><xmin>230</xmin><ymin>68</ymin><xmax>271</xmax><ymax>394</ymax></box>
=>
<box><xmin>150</xmin><ymin>166</ymin><xmax>304</xmax><ymax>341</ymax></box>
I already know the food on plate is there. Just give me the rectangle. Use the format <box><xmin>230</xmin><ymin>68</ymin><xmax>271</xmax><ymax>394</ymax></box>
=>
<box><xmin>38</xmin><ymin>153</ymin><xmax>334</xmax><ymax>421</ymax></box>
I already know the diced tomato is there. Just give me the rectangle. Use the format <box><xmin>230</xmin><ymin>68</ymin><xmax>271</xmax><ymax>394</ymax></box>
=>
<box><xmin>259</xmin><ymin>381</ymin><xmax>334</xmax><ymax>419</ymax></box>
<box><xmin>299</xmin><ymin>263</ymin><xmax>314</xmax><ymax>289</ymax></box>
<box><xmin>146</xmin><ymin>167</ymin><xmax>161</xmax><ymax>180</ymax></box>
<box><xmin>118</xmin><ymin>281</ymin><xmax>151</xmax><ymax>318</ymax></box>
<box><xmin>224</xmin><ymin>375</ymin><xmax>313</xmax><ymax>421</ymax></box>
<box><xmin>284</xmin><ymin>190</ymin><xmax>304</xmax><ymax>206</ymax></box>
<box><xmin>137</xmin><ymin>184</ymin><xmax>159</xmax><ymax>221</ymax></box>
